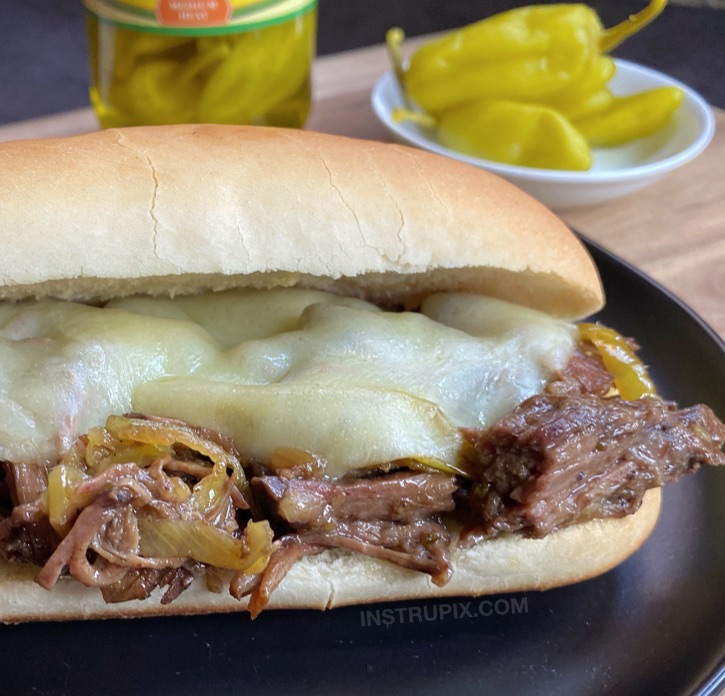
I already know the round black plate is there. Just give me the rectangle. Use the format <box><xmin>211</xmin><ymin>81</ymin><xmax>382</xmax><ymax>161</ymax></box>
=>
<box><xmin>2</xmin><ymin>238</ymin><xmax>724</xmax><ymax>696</ymax></box>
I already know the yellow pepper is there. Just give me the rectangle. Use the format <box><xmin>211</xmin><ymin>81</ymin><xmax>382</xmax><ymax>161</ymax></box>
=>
<box><xmin>428</xmin><ymin>100</ymin><xmax>593</xmax><ymax>171</ymax></box>
<box><xmin>196</xmin><ymin>15</ymin><xmax>316</xmax><ymax>125</ymax></box>
<box><xmin>386</xmin><ymin>0</ymin><xmax>681</xmax><ymax>171</ymax></box>
<box><xmin>573</xmin><ymin>86</ymin><xmax>684</xmax><ymax>147</ymax></box>
<box><xmin>578</xmin><ymin>323</ymin><xmax>656</xmax><ymax>400</ymax></box>
<box><xmin>109</xmin><ymin>59</ymin><xmax>197</xmax><ymax>125</ymax></box>
<box><xmin>394</xmin><ymin>0</ymin><xmax>667</xmax><ymax>116</ymax></box>
<box><xmin>538</xmin><ymin>55</ymin><xmax>616</xmax><ymax>119</ymax></box>
<box><xmin>86</xmin><ymin>7</ymin><xmax>316</xmax><ymax>129</ymax></box>
<box><xmin>400</xmin><ymin>5</ymin><xmax>601</xmax><ymax>115</ymax></box>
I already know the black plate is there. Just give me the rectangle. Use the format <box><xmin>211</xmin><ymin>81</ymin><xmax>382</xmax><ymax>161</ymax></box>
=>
<box><xmin>2</xmin><ymin>238</ymin><xmax>724</xmax><ymax>696</ymax></box>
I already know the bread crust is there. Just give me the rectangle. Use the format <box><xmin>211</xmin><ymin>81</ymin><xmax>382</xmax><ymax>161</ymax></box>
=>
<box><xmin>0</xmin><ymin>489</ymin><xmax>659</xmax><ymax>623</ymax></box>
<box><xmin>0</xmin><ymin>125</ymin><xmax>603</xmax><ymax>318</ymax></box>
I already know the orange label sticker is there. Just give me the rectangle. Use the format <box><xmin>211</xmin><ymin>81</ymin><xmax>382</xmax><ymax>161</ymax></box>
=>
<box><xmin>156</xmin><ymin>0</ymin><xmax>232</xmax><ymax>27</ymax></box>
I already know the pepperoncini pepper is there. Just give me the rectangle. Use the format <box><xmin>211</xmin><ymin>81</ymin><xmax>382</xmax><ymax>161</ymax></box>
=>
<box><xmin>573</xmin><ymin>86</ymin><xmax>684</xmax><ymax>147</ymax></box>
<box><xmin>578</xmin><ymin>323</ymin><xmax>656</xmax><ymax>400</ymax></box>
<box><xmin>396</xmin><ymin>0</ymin><xmax>667</xmax><ymax>115</ymax></box>
<box><xmin>396</xmin><ymin>100</ymin><xmax>592</xmax><ymax>171</ymax></box>
<box><xmin>538</xmin><ymin>55</ymin><xmax>616</xmax><ymax>120</ymax></box>
<box><xmin>85</xmin><ymin>0</ymin><xmax>318</xmax><ymax>129</ymax></box>
<box><xmin>402</xmin><ymin>4</ymin><xmax>604</xmax><ymax>116</ymax></box>
<box><xmin>387</xmin><ymin>0</ymin><xmax>683</xmax><ymax>171</ymax></box>
<box><xmin>196</xmin><ymin>18</ymin><xmax>314</xmax><ymax>124</ymax></box>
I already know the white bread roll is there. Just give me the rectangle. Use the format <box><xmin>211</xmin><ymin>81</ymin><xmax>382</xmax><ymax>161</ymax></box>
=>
<box><xmin>0</xmin><ymin>125</ymin><xmax>603</xmax><ymax>317</ymax></box>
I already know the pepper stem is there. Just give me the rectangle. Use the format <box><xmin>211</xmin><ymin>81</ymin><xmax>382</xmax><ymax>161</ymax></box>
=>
<box><xmin>392</xmin><ymin>107</ymin><xmax>436</xmax><ymax>129</ymax></box>
<box><xmin>386</xmin><ymin>28</ymin><xmax>408</xmax><ymax>93</ymax></box>
<box><xmin>600</xmin><ymin>0</ymin><xmax>668</xmax><ymax>53</ymax></box>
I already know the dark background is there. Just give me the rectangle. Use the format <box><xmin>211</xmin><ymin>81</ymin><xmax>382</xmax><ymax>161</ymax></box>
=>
<box><xmin>1</xmin><ymin>0</ymin><xmax>724</xmax><ymax>125</ymax></box>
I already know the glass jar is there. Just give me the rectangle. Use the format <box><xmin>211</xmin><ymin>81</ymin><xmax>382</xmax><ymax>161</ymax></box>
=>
<box><xmin>84</xmin><ymin>0</ymin><xmax>318</xmax><ymax>129</ymax></box>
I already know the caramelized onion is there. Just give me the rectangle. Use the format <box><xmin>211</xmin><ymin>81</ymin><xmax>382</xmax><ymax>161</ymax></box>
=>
<box><xmin>138</xmin><ymin>517</ymin><xmax>272</xmax><ymax>572</ymax></box>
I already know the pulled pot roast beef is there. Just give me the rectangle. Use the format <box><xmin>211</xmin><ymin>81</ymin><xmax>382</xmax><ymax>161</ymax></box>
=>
<box><xmin>240</xmin><ymin>468</ymin><xmax>457</xmax><ymax>615</ymax></box>
<box><xmin>0</xmin><ymin>338</ymin><xmax>724</xmax><ymax>617</ymax></box>
<box><xmin>457</xmin><ymin>345</ymin><xmax>725</xmax><ymax>543</ymax></box>
<box><xmin>0</xmin><ymin>463</ymin><xmax>59</xmax><ymax>566</ymax></box>
<box><xmin>0</xmin><ymin>415</ymin><xmax>270</xmax><ymax>606</ymax></box>
<box><xmin>459</xmin><ymin>395</ymin><xmax>725</xmax><ymax>543</ymax></box>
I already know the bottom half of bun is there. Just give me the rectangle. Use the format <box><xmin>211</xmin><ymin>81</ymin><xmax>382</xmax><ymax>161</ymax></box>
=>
<box><xmin>0</xmin><ymin>489</ymin><xmax>661</xmax><ymax>623</ymax></box>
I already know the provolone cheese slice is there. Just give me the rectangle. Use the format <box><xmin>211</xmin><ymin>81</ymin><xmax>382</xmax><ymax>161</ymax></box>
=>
<box><xmin>135</xmin><ymin>382</ymin><xmax>462</xmax><ymax>478</ymax></box>
<box><xmin>0</xmin><ymin>289</ymin><xmax>575</xmax><ymax>474</ymax></box>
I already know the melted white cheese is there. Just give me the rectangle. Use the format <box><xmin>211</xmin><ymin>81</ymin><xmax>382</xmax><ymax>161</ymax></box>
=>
<box><xmin>0</xmin><ymin>289</ymin><xmax>575</xmax><ymax>476</ymax></box>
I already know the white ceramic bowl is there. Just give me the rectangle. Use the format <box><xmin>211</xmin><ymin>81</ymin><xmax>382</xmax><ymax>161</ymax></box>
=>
<box><xmin>371</xmin><ymin>59</ymin><xmax>715</xmax><ymax>209</ymax></box>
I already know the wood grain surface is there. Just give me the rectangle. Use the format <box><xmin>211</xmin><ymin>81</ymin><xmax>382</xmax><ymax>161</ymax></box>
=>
<box><xmin>0</xmin><ymin>38</ymin><xmax>723</xmax><ymax>341</ymax></box>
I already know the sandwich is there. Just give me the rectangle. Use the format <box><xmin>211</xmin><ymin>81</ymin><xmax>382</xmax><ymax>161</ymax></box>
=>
<box><xmin>0</xmin><ymin>124</ymin><xmax>722</xmax><ymax>622</ymax></box>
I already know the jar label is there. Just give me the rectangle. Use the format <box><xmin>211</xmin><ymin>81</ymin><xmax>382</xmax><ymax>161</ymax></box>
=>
<box><xmin>84</xmin><ymin>0</ymin><xmax>317</xmax><ymax>33</ymax></box>
<box><xmin>156</xmin><ymin>1</ymin><xmax>232</xmax><ymax>28</ymax></box>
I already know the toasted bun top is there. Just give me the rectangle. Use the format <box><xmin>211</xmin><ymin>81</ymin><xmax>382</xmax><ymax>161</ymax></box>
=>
<box><xmin>0</xmin><ymin>125</ymin><xmax>603</xmax><ymax>317</ymax></box>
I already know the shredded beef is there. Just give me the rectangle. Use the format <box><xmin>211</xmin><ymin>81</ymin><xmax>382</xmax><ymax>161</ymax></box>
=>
<box><xmin>101</xmin><ymin>564</ymin><xmax>204</xmax><ymax>604</ymax></box>
<box><xmin>233</xmin><ymin>537</ymin><xmax>325</xmax><ymax>619</ymax></box>
<box><xmin>0</xmin><ymin>416</ymin><xmax>253</xmax><ymax>609</ymax></box>
<box><xmin>0</xmin><ymin>515</ymin><xmax>60</xmax><ymax>567</ymax></box>
<box><xmin>35</xmin><ymin>493</ymin><xmax>129</xmax><ymax>590</ymax></box>
<box><xmin>251</xmin><ymin>471</ymin><xmax>456</xmax><ymax>528</ymax></box>
<box><xmin>2</xmin><ymin>462</ymin><xmax>49</xmax><ymax>506</ymax></box>
<box><xmin>300</xmin><ymin>518</ymin><xmax>451</xmax><ymax>584</ymax></box>
<box><xmin>0</xmin><ymin>463</ymin><xmax>59</xmax><ymax>565</ymax></box>
<box><xmin>244</xmin><ymin>470</ymin><xmax>457</xmax><ymax>615</ymax></box>
<box><xmin>101</xmin><ymin>568</ymin><xmax>166</xmax><ymax>603</ymax></box>
<box><xmin>545</xmin><ymin>345</ymin><xmax>615</xmax><ymax>397</ymax></box>
<box><xmin>460</xmin><ymin>394</ymin><xmax>725</xmax><ymax>542</ymax></box>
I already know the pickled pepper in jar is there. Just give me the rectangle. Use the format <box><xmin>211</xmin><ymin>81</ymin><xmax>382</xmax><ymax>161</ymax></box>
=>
<box><xmin>84</xmin><ymin>0</ymin><xmax>318</xmax><ymax>129</ymax></box>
